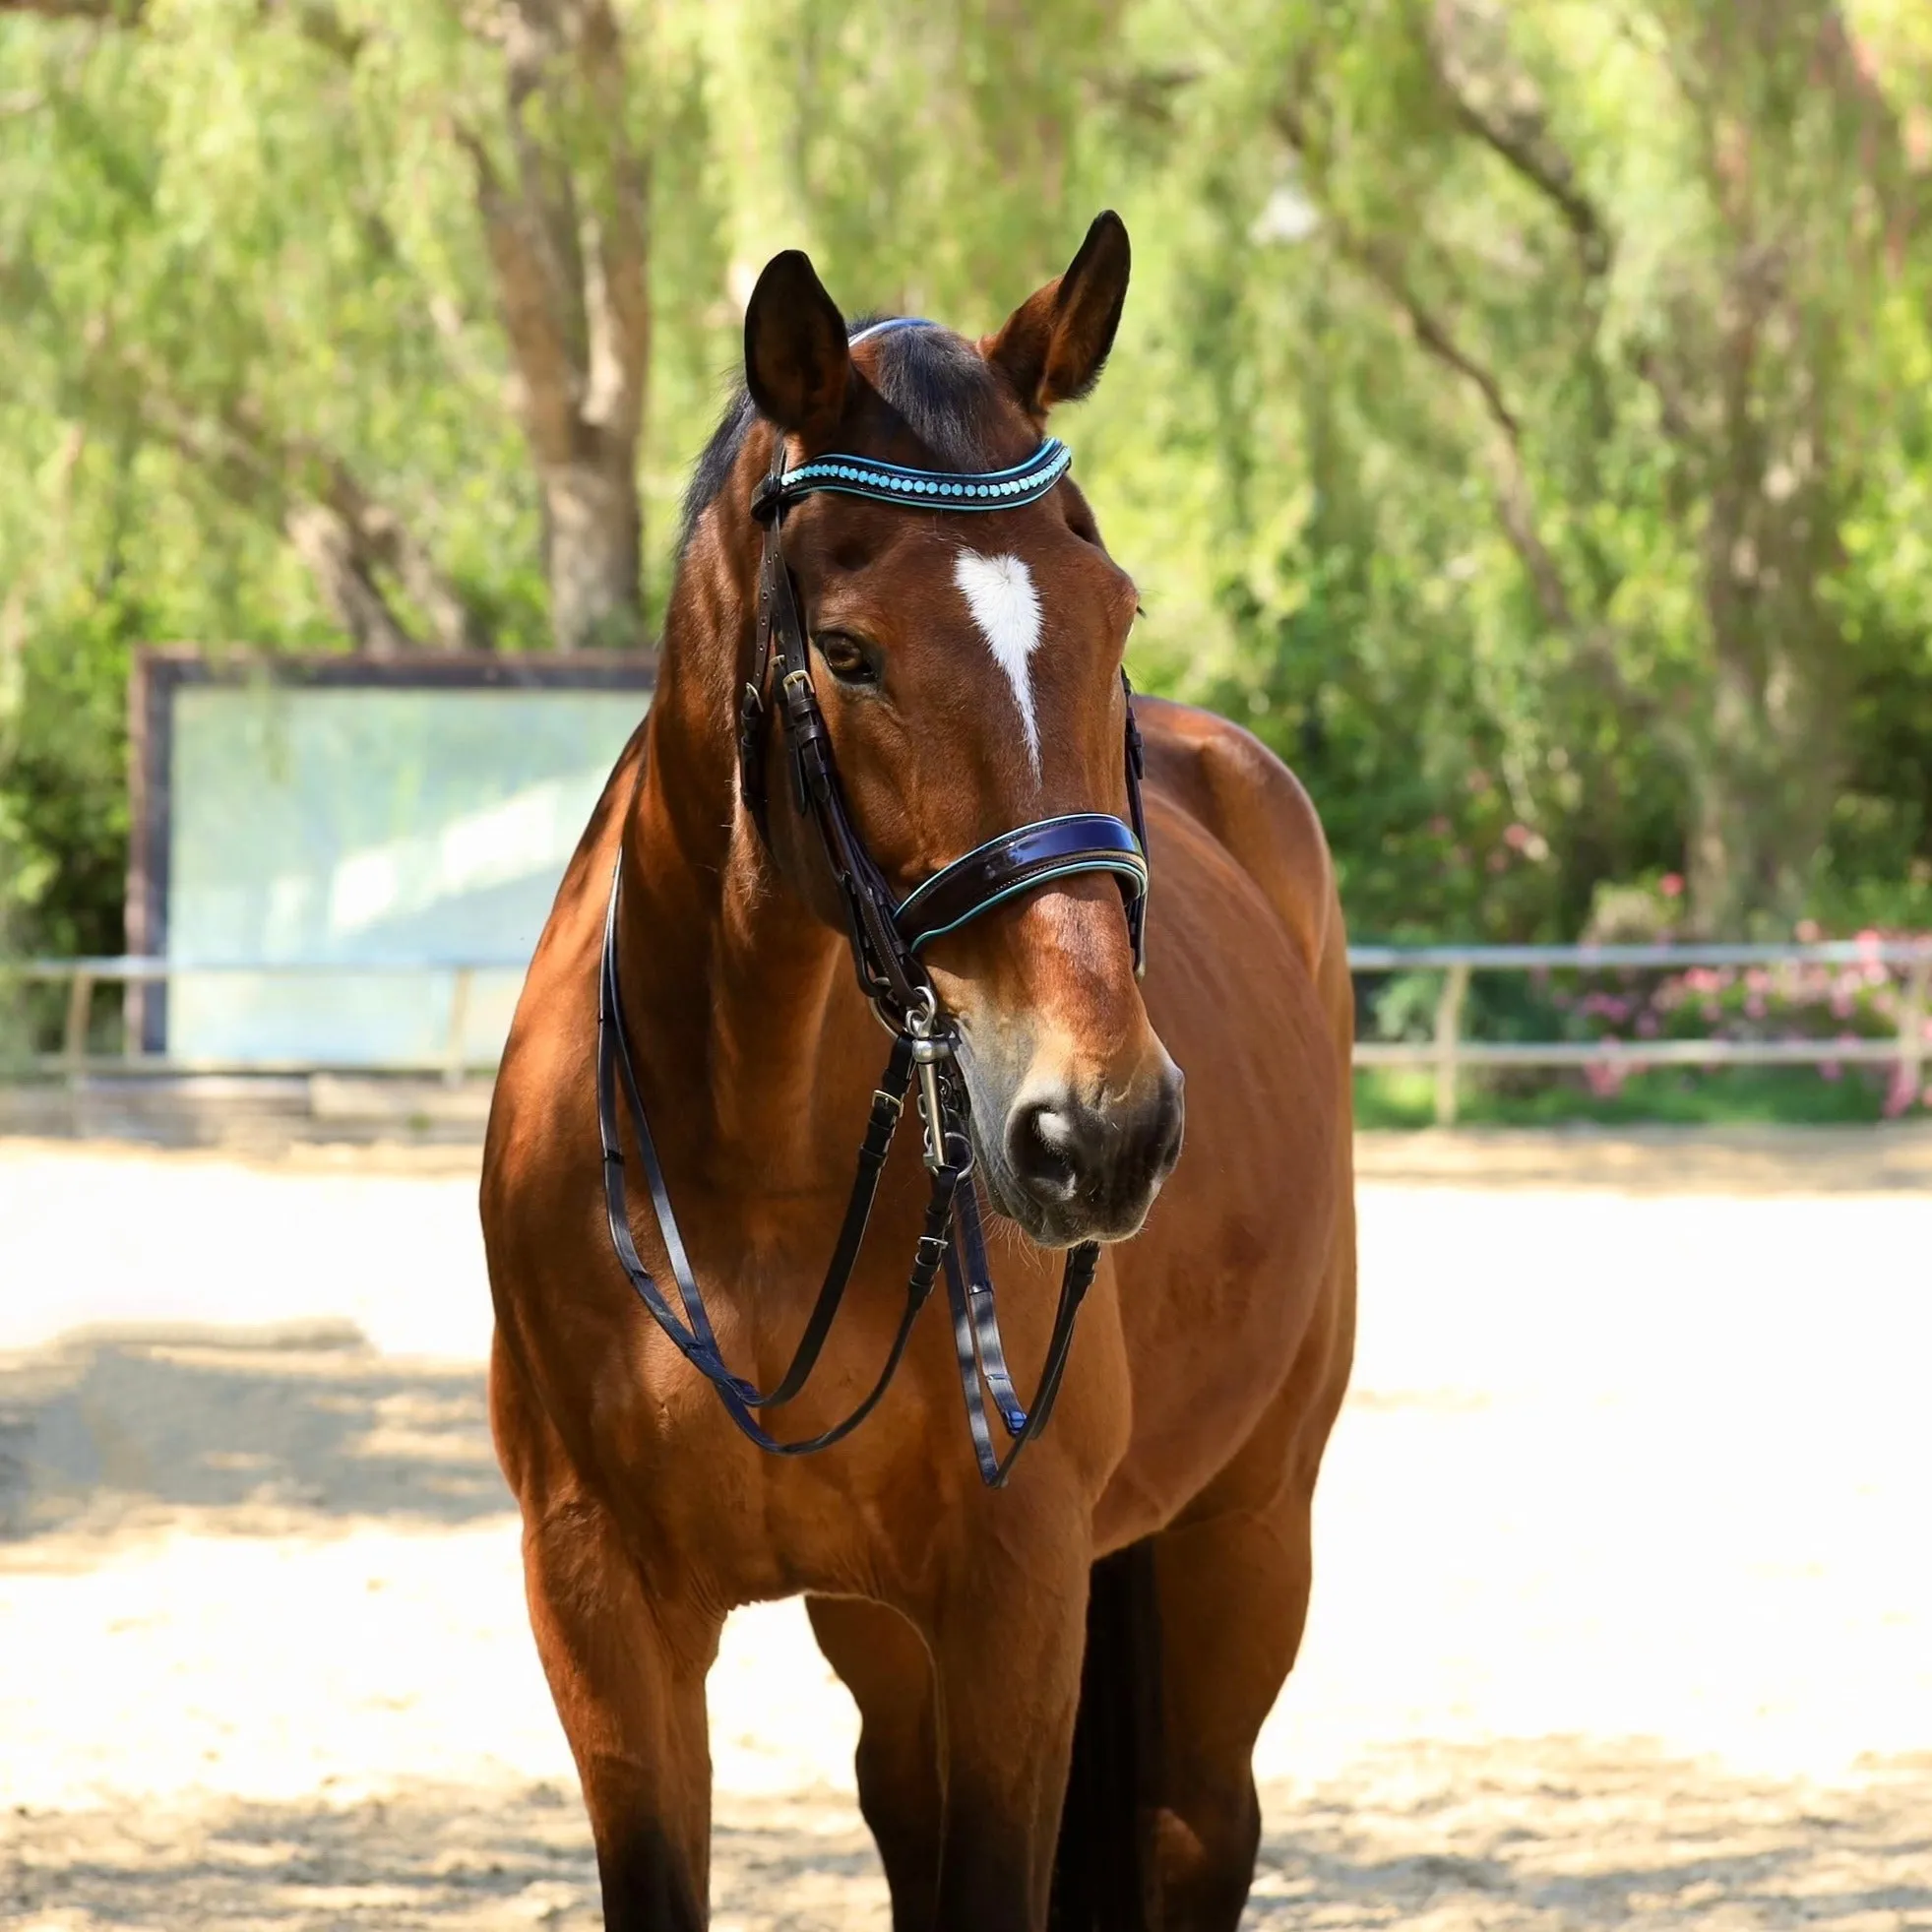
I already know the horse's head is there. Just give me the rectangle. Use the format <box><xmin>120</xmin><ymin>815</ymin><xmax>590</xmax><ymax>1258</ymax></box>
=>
<box><xmin>718</xmin><ymin>214</ymin><xmax>1181</xmax><ymax>1247</ymax></box>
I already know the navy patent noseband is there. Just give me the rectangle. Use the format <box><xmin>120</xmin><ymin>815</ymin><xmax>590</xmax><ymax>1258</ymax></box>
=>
<box><xmin>597</xmin><ymin>353</ymin><xmax>1152</xmax><ymax>1486</ymax></box>
<box><xmin>895</xmin><ymin>813</ymin><xmax>1147</xmax><ymax>955</ymax></box>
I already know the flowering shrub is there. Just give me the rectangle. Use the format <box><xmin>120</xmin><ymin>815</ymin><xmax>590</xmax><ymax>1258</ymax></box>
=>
<box><xmin>1540</xmin><ymin>929</ymin><xmax>1932</xmax><ymax>1117</ymax></box>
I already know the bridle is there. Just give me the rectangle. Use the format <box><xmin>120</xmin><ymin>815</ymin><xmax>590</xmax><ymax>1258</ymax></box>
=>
<box><xmin>596</xmin><ymin>376</ymin><xmax>1153</xmax><ymax>1487</ymax></box>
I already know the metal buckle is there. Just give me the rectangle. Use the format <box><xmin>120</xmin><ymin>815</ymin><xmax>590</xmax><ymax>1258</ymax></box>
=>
<box><xmin>904</xmin><ymin>990</ymin><xmax>957</xmax><ymax>1173</ymax></box>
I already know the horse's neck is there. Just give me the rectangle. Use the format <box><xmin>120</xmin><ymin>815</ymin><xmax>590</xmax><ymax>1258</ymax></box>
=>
<box><xmin>616</xmin><ymin>630</ymin><xmax>875</xmax><ymax>1201</ymax></box>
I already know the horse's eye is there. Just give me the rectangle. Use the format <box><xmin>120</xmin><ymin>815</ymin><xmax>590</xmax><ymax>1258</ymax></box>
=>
<box><xmin>815</xmin><ymin>631</ymin><xmax>880</xmax><ymax>687</ymax></box>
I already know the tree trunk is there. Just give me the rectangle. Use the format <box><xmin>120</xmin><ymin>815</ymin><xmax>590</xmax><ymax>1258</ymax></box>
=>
<box><xmin>461</xmin><ymin>0</ymin><xmax>652</xmax><ymax>654</ymax></box>
<box><xmin>540</xmin><ymin>442</ymin><xmax>643</xmax><ymax>654</ymax></box>
<box><xmin>283</xmin><ymin>502</ymin><xmax>417</xmax><ymax>658</ymax></box>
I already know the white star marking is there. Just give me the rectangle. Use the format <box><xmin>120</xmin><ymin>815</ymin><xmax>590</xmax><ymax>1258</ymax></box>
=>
<box><xmin>953</xmin><ymin>549</ymin><xmax>1043</xmax><ymax>780</ymax></box>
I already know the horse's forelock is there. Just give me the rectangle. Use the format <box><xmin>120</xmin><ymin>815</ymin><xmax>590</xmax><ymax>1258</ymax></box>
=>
<box><xmin>860</xmin><ymin>322</ymin><xmax>1012</xmax><ymax>471</ymax></box>
<box><xmin>676</xmin><ymin>317</ymin><xmax>1021</xmax><ymax>559</ymax></box>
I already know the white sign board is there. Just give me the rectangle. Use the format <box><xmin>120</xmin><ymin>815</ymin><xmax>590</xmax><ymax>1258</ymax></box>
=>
<box><xmin>156</xmin><ymin>675</ymin><xmax>648</xmax><ymax>1066</ymax></box>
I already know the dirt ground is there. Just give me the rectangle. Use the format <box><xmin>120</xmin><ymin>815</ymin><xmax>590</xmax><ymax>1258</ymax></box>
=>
<box><xmin>2</xmin><ymin>1127</ymin><xmax>1929</xmax><ymax>1930</ymax></box>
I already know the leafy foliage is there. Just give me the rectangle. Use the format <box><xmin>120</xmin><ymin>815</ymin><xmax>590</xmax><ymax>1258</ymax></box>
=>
<box><xmin>2</xmin><ymin>0</ymin><xmax>1930</xmax><ymax>964</ymax></box>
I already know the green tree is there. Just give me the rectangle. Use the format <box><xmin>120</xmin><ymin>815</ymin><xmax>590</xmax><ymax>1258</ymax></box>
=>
<box><xmin>1193</xmin><ymin>0</ymin><xmax>1931</xmax><ymax>934</ymax></box>
<box><xmin>3</xmin><ymin>0</ymin><xmax>1930</xmax><ymax>963</ymax></box>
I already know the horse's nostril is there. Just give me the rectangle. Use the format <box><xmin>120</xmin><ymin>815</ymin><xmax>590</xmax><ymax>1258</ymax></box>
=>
<box><xmin>1008</xmin><ymin>1100</ymin><xmax>1083</xmax><ymax>1201</ymax></box>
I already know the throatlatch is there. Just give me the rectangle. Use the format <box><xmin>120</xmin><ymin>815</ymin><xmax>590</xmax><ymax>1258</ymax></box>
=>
<box><xmin>598</xmin><ymin>374</ymin><xmax>1151</xmax><ymax>1486</ymax></box>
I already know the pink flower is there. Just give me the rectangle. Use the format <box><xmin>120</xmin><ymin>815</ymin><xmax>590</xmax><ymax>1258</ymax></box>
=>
<box><xmin>1821</xmin><ymin>1061</ymin><xmax>1842</xmax><ymax>1082</ymax></box>
<box><xmin>1659</xmin><ymin>873</ymin><xmax>1684</xmax><ymax>899</ymax></box>
<box><xmin>1796</xmin><ymin>918</ymin><xmax>1822</xmax><ymax>943</ymax></box>
<box><xmin>1745</xmin><ymin>993</ymin><xmax>1768</xmax><ymax>1019</ymax></box>
<box><xmin>1504</xmin><ymin>823</ymin><xmax>1532</xmax><ymax>851</ymax></box>
<box><xmin>1638</xmin><ymin>1013</ymin><xmax>1660</xmax><ymax>1037</ymax></box>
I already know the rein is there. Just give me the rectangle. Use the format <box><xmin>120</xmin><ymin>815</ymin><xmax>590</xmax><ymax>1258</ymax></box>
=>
<box><xmin>597</xmin><ymin>405</ymin><xmax>1150</xmax><ymax>1487</ymax></box>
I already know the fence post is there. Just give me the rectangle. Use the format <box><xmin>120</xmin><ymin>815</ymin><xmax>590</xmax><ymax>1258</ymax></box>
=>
<box><xmin>1433</xmin><ymin>962</ymin><xmax>1470</xmax><ymax>1127</ymax></box>
<box><xmin>1901</xmin><ymin>947</ymin><xmax>1932</xmax><ymax>1104</ymax></box>
<box><xmin>62</xmin><ymin>966</ymin><xmax>94</xmax><ymax>1085</ymax></box>
<box><xmin>444</xmin><ymin>967</ymin><xmax>474</xmax><ymax>1089</ymax></box>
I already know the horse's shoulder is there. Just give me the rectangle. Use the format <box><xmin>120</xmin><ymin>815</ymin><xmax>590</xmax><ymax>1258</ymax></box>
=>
<box><xmin>1136</xmin><ymin>697</ymin><xmax>1335</xmax><ymax>973</ymax></box>
<box><xmin>483</xmin><ymin>722</ymin><xmax>646</xmax><ymax>1231</ymax></box>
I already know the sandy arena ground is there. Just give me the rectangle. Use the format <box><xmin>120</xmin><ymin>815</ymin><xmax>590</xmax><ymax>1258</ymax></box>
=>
<box><xmin>2</xmin><ymin>1128</ymin><xmax>1929</xmax><ymax>1930</ymax></box>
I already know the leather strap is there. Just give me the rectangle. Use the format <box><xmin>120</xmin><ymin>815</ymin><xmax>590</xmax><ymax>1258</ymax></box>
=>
<box><xmin>1121</xmin><ymin>670</ymin><xmax>1151</xmax><ymax>976</ymax></box>
<box><xmin>895</xmin><ymin>812</ymin><xmax>1147</xmax><ymax>956</ymax></box>
<box><xmin>598</xmin><ymin>861</ymin><xmax>953</xmax><ymax>1454</ymax></box>
<box><xmin>943</xmin><ymin>1188</ymin><xmax>1101</xmax><ymax>1490</ymax></box>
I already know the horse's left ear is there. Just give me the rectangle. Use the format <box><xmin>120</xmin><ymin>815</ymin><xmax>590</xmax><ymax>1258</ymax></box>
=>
<box><xmin>981</xmin><ymin>211</ymin><xmax>1131</xmax><ymax>420</ymax></box>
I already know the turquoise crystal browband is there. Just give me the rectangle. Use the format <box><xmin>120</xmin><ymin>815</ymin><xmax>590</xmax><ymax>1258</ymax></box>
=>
<box><xmin>764</xmin><ymin>437</ymin><xmax>1072</xmax><ymax>515</ymax></box>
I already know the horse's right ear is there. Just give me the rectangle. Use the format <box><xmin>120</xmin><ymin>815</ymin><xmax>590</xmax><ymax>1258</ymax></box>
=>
<box><xmin>744</xmin><ymin>250</ymin><xmax>850</xmax><ymax>439</ymax></box>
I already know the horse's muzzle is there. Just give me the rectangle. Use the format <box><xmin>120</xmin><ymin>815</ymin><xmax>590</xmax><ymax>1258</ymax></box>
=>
<box><xmin>985</xmin><ymin>1054</ymin><xmax>1185</xmax><ymax>1246</ymax></box>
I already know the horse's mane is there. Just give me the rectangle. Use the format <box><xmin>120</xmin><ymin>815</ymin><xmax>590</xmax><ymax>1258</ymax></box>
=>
<box><xmin>677</xmin><ymin>315</ymin><xmax>1014</xmax><ymax>554</ymax></box>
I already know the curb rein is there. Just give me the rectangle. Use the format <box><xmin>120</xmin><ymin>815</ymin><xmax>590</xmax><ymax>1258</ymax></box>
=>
<box><xmin>596</xmin><ymin>424</ymin><xmax>1152</xmax><ymax>1488</ymax></box>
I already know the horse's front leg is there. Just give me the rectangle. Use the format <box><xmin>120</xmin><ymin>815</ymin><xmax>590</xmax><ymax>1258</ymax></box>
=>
<box><xmin>515</xmin><ymin>1474</ymin><xmax>719</xmax><ymax>1931</ymax></box>
<box><xmin>924</xmin><ymin>1511</ymin><xmax>1091</xmax><ymax>1930</ymax></box>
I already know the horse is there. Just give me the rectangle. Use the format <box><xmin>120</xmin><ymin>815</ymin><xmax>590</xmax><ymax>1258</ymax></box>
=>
<box><xmin>479</xmin><ymin>210</ymin><xmax>1357</xmax><ymax>1932</ymax></box>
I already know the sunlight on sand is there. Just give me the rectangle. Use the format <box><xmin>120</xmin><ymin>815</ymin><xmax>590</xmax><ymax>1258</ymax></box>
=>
<box><xmin>3</xmin><ymin>1138</ymin><xmax>1929</xmax><ymax>1927</ymax></box>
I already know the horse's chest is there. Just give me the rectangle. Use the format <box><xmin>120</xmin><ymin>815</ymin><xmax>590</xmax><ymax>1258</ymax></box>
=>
<box><xmin>581</xmin><ymin>1310</ymin><xmax>953</xmax><ymax>1607</ymax></box>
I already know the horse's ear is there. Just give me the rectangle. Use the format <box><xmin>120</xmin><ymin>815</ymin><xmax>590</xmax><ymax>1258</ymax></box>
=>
<box><xmin>981</xmin><ymin>211</ymin><xmax>1131</xmax><ymax>420</ymax></box>
<box><xmin>744</xmin><ymin>249</ymin><xmax>851</xmax><ymax>438</ymax></box>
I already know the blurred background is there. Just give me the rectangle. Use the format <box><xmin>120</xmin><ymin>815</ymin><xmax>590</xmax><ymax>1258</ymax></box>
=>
<box><xmin>2</xmin><ymin>0</ymin><xmax>1930</xmax><ymax>1123</ymax></box>
<box><xmin>2</xmin><ymin>5</ymin><xmax>1930</xmax><ymax>1930</ymax></box>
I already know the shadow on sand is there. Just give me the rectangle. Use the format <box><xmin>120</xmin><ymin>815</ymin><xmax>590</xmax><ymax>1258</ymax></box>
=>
<box><xmin>0</xmin><ymin>1324</ymin><xmax>506</xmax><ymax>1545</ymax></box>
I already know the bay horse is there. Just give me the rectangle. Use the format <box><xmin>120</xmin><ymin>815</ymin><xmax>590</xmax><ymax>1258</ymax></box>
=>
<box><xmin>480</xmin><ymin>211</ymin><xmax>1356</xmax><ymax>1932</ymax></box>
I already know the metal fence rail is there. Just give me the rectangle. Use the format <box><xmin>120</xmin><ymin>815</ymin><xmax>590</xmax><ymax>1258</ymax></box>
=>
<box><xmin>0</xmin><ymin>958</ymin><xmax>529</xmax><ymax>1087</ymax></box>
<box><xmin>1350</xmin><ymin>938</ymin><xmax>1932</xmax><ymax>1124</ymax></box>
<box><xmin>5</xmin><ymin>941</ymin><xmax>1930</xmax><ymax>1126</ymax></box>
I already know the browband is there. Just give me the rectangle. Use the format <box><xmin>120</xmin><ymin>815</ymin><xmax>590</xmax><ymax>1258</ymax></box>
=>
<box><xmin>755</xmin><ymin>438</ymin><xmax>1073</xmax><ymax>519</ymax></box>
